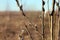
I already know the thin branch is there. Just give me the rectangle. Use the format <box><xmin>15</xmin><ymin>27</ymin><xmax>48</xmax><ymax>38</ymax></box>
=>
<box><xmin>25</xmin><ymin>25</ymin><xmax>33</xmax><ymax>40</ymax></box>
<box><xmin>15</xmin><ymin>0</ymin><xmax>42</xmax><ymax>37</ymax></box>
<box><xmin>16</xmin><ymin>0</ymin><xmax>25</xmax><ymax>16</ymax></box>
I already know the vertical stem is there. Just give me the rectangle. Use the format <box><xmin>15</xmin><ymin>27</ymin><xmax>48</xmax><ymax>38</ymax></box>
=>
<box><xmin>50</xmin><ymin>0</ymin><xmax>55</xmax><ymax>40</ymax></box>
<box><xmin>49</xmin><ymin>15</ymin><xmax>52</xmax><ymax>40</ymax></box>
<box><xmin>48</xmin><ymin>0</ymin><xmax>52</xmax><ymax>40</ymax></box>
<box><xmin>50</xmin><ymin>0</ymin><xmax>55</xmax><ymax>39</ymax></box>
<box><xmin>42</xmin><ymin>0</ymin><xmax>44</xmax><ymax>40</ymax></box>
<box><xmin>47</xmin><ymin>0</ymin><xmax>53</xmax><ymax>40</ymax></box>
<box><xmin>57</xmin><ymin>0</ymin><xmax>59</xmax><ymax>40</ymax></box>
<box><xmin>52</xmin><ymin>0</ymin><xmax>59</xmax><ymax>40</ymax></box>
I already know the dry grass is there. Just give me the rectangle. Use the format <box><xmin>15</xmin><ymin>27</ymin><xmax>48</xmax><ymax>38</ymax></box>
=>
<box><xmin>0</xmin><ymin>11</ymin><xmax>59</xmax><ymax>40</ymax></box>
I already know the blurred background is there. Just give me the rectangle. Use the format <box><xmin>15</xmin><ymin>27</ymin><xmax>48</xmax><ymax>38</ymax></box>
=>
<box><xmin>0</xmin><ymin>0</ymin><xmax>60</xmax><ymax>40</ymax></box>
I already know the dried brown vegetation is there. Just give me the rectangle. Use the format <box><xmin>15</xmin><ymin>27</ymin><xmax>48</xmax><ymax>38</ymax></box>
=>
<box><xmin>0</xmin><ymin>11</ymin><xmax>60</xmax><ymax>40</ymax></box>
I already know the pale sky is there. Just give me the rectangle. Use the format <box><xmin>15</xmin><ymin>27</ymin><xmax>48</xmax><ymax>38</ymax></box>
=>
<box><xmin>0</xmin><ymin>0</ymin><xmax>59</xmax><ymax>11</ymax></box>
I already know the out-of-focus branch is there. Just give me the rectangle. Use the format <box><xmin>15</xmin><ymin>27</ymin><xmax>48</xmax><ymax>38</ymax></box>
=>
<box><xmin>42</xmin><ymin>0</ymin><xmax>45</xmax><ymax>40</ymax></box>
<box><xmin>15</xmin><ymin>0</ymin><xmax>43</xmax><ymax>40</ymax></box>
<box><xmin>15</xmin><ymin>0</ymin><xmax>42</xmax><ymax>33</ymax></box>
<box><xmin>51</xmin><ymin>0</ymin><xmax>59</xmax><ymax>40</ymax></box>
<box><xmin>25</xmin><ymin>25</ymin><xmax>33</xmax><ymax>40</ymax></box>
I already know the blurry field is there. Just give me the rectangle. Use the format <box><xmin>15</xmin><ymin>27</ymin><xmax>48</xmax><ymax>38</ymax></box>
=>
<box><xmin>0</xmin><ymin>11</ymin><xmax>60</xmax><ymax>40</ymax></box>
